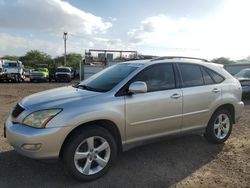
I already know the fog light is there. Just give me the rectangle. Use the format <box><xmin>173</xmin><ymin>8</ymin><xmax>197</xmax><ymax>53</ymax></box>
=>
<box><xmin>22</xmin><ymin>144</ymin><xmax>41</xmax><ymax>151</ymax></box>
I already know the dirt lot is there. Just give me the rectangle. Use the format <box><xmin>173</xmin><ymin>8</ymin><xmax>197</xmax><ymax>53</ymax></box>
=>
<box><xmin>0</xmin><ymin>82</ymin><xmax>249</xmax><ymax>188</ymax></box>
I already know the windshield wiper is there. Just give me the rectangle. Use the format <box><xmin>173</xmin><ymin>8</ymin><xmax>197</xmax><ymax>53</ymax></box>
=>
<box><xmin>76</xmin><ymin>84</ymin><xmax>107</xmax><ymax>92</ymax></box>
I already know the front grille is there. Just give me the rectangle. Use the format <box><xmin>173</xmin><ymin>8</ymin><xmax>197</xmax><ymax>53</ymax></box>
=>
<box><xmin>31</xmin><ymin>73</ymin><xmax>44</xmax><ymax>77</ymax></box>
<box><xmin>12</xmin><ymin>104</ymin><xmax>25</xmax><ymax>118</ymax></box>
<box><xmin>57</xmin><ymin>74</ymin><xmax>68</xmax><ymax>78</ymax></box>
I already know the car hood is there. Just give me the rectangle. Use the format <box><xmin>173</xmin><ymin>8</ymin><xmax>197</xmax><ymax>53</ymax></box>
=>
<box><xmin>56</xmin><ymin>72</ymin><xmax>70</xmax><ymax>74</ymax></box>
<box><xmin>20</xmin><ymin>86</ymin><xmax>101</xmax><ymax>109</ymax></box>
<box><xmin>31</xmin><ymin>71</ymin><xmax>44</xmax><ymax>74</ymax></box>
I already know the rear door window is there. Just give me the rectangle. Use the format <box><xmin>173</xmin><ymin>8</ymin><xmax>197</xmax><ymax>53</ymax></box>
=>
<box><xmin>201</xmin><ymin>67</ymin><xmax>215</xmax><ymax>85</ymax></box>
<box><xmin>179</xmin><ymin>64</ymin><xmax>204</xmax><ymax>87</ymax></box>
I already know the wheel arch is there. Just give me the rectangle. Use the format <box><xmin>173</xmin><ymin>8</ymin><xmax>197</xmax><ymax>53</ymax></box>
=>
<box><xmin>59</xmin><ymin>119</ymin><xmax>123</xmax><ymax>158</ymax></box>
<box><xmin>212</xmin><ymin>103</ymin><xmax>235</xmax><ymax>123</ymax></box>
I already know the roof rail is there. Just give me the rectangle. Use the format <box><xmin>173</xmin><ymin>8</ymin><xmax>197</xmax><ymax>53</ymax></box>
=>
<box><xmin>151</xmin><ymin>56</ymin><xmax>209</xmax><ymax>62</ymax></box>
<box><xmin>124</xmin><ymin>55</ymin><xmax>158</xmax><ymax>61</ymax></box>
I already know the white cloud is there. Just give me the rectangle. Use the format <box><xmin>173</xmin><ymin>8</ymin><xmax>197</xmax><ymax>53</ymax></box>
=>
<box><xmin>0</xmin><ymin>0</ymin><xmax>117</xmax><ymax>57</ymax></box>
<box><xmin>0</xmin><ymin>32</ymin><xmax>126</xmax><ymax>57</ymax></box>
<box><xmin>0</xmin><ymin>0</ymin><xmax>112</xmax><ymax>35</ymax></box>
<box><xmin>93</xmin><ymin>37</ymin><xmax>126</xmax><ymax>49</ymax></box>
<box><xmin>128</xmin><ymin>0</ymin><xmax>250</xmax><ymax>59</ymax></box>
<box><xmin>108</xmin><ymin>17</ymin><xmax>117</xmax><ymax>22</ymax></box>
<box><xmin>0</xmin><ymin>33</ymin><xmax>63</xmax><ymax>56</ymax></box>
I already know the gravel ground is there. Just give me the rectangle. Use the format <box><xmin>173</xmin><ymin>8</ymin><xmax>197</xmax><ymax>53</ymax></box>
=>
<box><xmin>0</xmin><ymin>82</ymin><xmax>249</xmax><ymax>188</ymax></box>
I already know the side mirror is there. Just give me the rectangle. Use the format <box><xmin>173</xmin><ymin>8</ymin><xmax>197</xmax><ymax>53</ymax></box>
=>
<box><xmin>128</xmin><ymin>81</ymin><xmax>147</xmax><ymax>94</ymax></box>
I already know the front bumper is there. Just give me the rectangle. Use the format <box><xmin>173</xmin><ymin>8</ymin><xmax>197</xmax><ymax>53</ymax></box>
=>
<box><xmin>4</xmin><ymin>117</ymin><xmax>71</xmax><ymax>159</ymax></box>
<box><xmin>55</xmin><ymin>74</ymin><xmax>71</xmax><ymax>80</ymax></box>
<box><xmin>1</xmin><ymin>73</ymin><xmax>20</xmax><ymax>79</ymax></box>
<box><xmin>30</xmin><ymin>75</ymin><xmax>47</xmax><ymax>80</ymax></box>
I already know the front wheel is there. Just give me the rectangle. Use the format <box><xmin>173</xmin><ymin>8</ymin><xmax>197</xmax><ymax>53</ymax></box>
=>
<box><xmin>62</xmin><ymin>127</ymin><xmax>117</xmax><ymax>181</ymax></box>
<box><xmin>205</xmin><ymin>109</ymin><xmax>233</xmax><ymax>144</ymax></box>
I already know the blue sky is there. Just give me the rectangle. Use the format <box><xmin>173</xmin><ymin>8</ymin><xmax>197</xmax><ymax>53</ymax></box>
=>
<box><xmin>0</xmin><ymin>0</ymin><xmax>249</xmax><ymax>59</ymax></box>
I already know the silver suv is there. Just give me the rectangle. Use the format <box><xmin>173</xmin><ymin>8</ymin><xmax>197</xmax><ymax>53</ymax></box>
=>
<box><xmin>4</xmin><ymin>56</ymin><xmax>244</xmax><ymax>181</ymax></box>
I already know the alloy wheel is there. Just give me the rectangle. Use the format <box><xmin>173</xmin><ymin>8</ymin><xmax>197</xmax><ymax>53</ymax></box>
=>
<box><xmin>74</xmin><ymin>136</ymin><xmax>111</xmax><ymax>175</ymax></box>
<box><xmin>213</xmin><ymin>113</ymin><xmax>230</xmax><ymax>139</ymax></box>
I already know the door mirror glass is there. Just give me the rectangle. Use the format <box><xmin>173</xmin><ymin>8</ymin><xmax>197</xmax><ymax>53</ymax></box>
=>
<box><xmin>128</xmin><ymin>81</ymin><xmax>147</xmax><ymax>94</ymax></box>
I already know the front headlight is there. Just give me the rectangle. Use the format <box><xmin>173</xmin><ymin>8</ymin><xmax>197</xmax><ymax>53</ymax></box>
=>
<box><xmin>23</xmin><ymin>109</ymin><xmax>62</xmax><ymax>128</ymax></box>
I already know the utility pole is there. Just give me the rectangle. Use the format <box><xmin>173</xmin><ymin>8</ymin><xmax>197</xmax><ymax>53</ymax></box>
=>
<box><xmin>63</xmin><ymin>32</ymin><xmax>68</xmax><ymax>66</ymax></box>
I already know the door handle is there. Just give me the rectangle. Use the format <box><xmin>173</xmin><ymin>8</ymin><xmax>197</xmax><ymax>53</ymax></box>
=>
<box><xmin>212</xmin><ymin>88</ymin><xmax>220</xmax><ymax>93</ymax></box>
<box><xmin>171</xmin><ymin>93</ymin><xmax>182</xmax><ymax>99</ymax></box>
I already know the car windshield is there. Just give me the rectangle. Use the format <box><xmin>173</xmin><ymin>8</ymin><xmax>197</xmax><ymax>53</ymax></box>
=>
<box><xmin>3</xmin><ymin>62</ymin><xmax>17</xmax><ymax>68</ymax></box>
<box><xmin>77</xmin><ymin>63</ymin><xmax>142</xmax><ymax>92</ymax></box>
<box><xmin>56</xmin><ymin>68</ymin><xmax>70</xmax><ymax>72</ymax></box>
<box><xmin>34</xmin><ymin>68</ymin><xmax>46</xmax><ymax>71</ymax></box>
<box><xmin>235</xmin><ymin>69</ymin><xmax>250</xmax><ymax>78</ymax></box>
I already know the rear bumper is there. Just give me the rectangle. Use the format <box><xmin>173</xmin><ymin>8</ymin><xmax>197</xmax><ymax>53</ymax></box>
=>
<box><xmin>235</xmin><ymin>101</ymin><xmax>244</xmax><ymax>123</ymax></box>
<box><xmin>5</xmin><ymin>117</ymin><xmax>71</xmax><ymax>159</ymax></box>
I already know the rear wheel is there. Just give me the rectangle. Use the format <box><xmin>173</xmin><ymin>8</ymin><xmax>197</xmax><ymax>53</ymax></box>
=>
<box><xmin>205</xmin><ymin>109</ymin><xmax>232</xmax><ymax>144</ymax></box>
<box><xmin>62</xmin><ymin>127</ymin><xmax>117</xmax><ymax>181</ymax></box>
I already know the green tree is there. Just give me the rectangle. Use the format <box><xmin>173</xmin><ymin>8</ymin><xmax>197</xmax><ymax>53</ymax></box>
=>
<box><xmin>1</xmin><ymin>55</ymin><xmax>19</xmax><ymax>61</ymax></box>
<box><xmin>19</xmin><ymin>50</ymin><xmax>53</xmax><ymax>68</ymax></box>
<box><xmin>54</xmin><ymin>53</ymin><xmax>82</xmax><ymax>69</ymax></box>
<box><xmin>211</xmin><ymin>57</ymin><xmax>236</xmax><ymax>64</ymax></box>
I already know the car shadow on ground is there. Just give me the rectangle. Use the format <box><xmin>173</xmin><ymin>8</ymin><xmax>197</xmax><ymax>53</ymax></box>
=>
<box><xmin>0</xmin><ymin>135</ymin><xmax>223</xmax><ymax>188</ymax></box>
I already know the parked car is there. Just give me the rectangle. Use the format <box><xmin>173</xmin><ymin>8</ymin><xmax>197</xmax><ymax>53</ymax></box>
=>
<box><xmin>0</xmin><ymin>60</ymin><xmax>3</xmax><ymax>80</ymax></box>
<box><xmin>224</xmin><ymin>63</ymin><xmax>250</xmax><ymax>75</ymax></box>
<box><xmin>23</xmin><ymin>68</ymin><xmax>34</xmax><ymax>78</ymax></box>
<box><xmin>234</xmin><ymin>68</ymin><xmax>250</xmax><ymax>98</ymax></box>
<box><xmin>4</xmin><ymin>56</ymin><xmax>244</xmax><ymax>181</ymax></box>
<box><xmin>0</xmin><ymin>60</ymin><xmax>25</xmax><ymax>82</ymax></box>
<box><xmin>55</xmin><ymin>66</ymin><xmax>75</xmax><ymax>82</ymax></box>
<box><xmin>30</xmin><ymin>68</ymin><xmax>49</xmax><ymax>82</ymax></box>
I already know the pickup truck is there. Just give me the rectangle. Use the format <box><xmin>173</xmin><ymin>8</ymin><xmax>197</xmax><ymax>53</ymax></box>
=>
<box><xmin>30</xmin><ymin>68</ymin><xmax>49</xmax><ymax>82</ymax></box>
<box><xmin>55</xmin><ymin>66</ymin><xmax>75</xmax><ymax>82</ymax></box>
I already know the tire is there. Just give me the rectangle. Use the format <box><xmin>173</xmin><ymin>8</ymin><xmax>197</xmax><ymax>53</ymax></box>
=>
<box><xmin>13</xmin><ymin>75</ymin><xmax>18</xmax><ymax>83</ymax></box>
<box><xmin>17</xmin><ymin>75</ymin><xmax>21</xmax><ymax>83</ymax></box>
<box><xmin>62</xmin><ymin>126</ymin><xmax>117</xmax><ymax>181</ymax></box>
<box><xmin>205</xmin><ymin>109</ymin><xmax>233</xmax><ymax>144</ymax></box>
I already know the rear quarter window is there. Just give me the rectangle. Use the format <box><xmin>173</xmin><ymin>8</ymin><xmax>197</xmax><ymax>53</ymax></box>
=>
<box><xmin>205</xmin><ymin>68</ymin><xmax>225</xmax><ymax>83</ymax></box>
